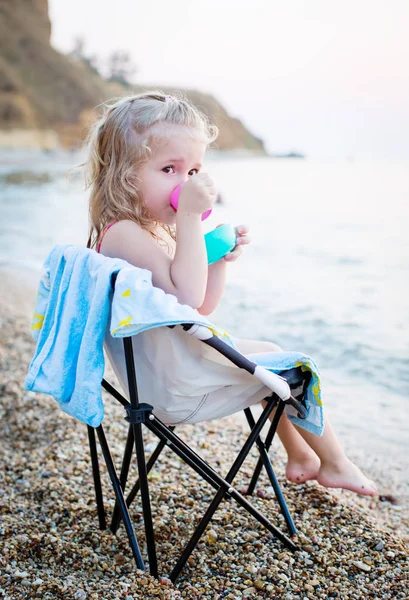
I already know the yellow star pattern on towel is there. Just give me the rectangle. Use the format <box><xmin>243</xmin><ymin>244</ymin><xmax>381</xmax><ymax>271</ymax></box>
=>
<box><xmin>121</xmin><ymin>289</ymin><xmax>131</xmax><ymax>297</ymax></box>
<box><xmin>311</xmin><ymin>382</ymin><xmax>322</xmax><ymax>406</ymax></box>
<box><xmin>32</xmin><ymin>312</ymin><xmax>44</xmax><ymax>331</ymax></box>
<box><xmin>112</xmin><ymin>315</ymin><xmax>133</xmax><ymax>335</ymax></box>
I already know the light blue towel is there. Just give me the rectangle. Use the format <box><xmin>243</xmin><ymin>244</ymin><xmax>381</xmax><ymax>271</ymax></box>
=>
<box><xmin>248</xmin><ymin>351</ymin><xmax>323</xmax><ymax>435</ymax></box>
<box><xmin>25</xmin><ymin>244</ymin><xmax>323</xmax><ymax>434</ymax></box>
<box><xmin>24</xmin><ymin>245</ymin><xmax>127</xmax><ymax>426</ymax></box>
<box><xmin>24</xmin><ymin>245</ymin><xmax>211</xmax><ymax>427</ymax></box>
<box><xmin>108</xmin><ymin>264</ymin><xmax>213</xmax><ymax>338</ymax></box>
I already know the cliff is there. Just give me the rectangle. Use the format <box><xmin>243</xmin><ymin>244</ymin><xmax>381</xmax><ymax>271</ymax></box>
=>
<box><xmin>0</xmin><ymin>0</ymin><xmax>266</xmax><ymax>153</ymax></box>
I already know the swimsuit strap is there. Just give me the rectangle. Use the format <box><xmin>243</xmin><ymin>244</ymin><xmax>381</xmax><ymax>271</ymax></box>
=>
<box><xmin>97</xmin><ymin>222</ymin><xmax>118</xmax><ymax>253</ymax></box>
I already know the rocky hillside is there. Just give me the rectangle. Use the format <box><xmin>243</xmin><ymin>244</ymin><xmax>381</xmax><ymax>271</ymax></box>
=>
<box><xmin>0</xmin><ymin>0</ymin><xmax>266</xmax><ymax>152</ymax></box>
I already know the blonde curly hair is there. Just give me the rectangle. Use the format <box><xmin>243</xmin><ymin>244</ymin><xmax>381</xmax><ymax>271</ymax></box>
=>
<box><xmin>83</xmin><ymin>90</ymin><xmax>219</xmax><ymax>250</ymax></box>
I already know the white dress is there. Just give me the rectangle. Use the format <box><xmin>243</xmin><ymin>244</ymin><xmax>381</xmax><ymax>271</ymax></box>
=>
<box><xmin>104</xmin><ymin>325</ymin><xmax>270</xmax><ymax>426</ymax></box>
<box><xmin>100</xmin><ymin>223</ymin><xmax>269</xmax><ymax>425</ymax></box>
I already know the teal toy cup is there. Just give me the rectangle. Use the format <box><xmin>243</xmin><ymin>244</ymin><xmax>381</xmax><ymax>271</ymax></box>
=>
<box><xmin>204</xmin><ymin>224</ymin><xmax>237</xmax><ymax>264</ymax></box>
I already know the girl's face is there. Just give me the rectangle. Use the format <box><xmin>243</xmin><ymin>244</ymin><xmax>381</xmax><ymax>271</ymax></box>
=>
<box><xmin>137</xmin><ymin>124</ymin><xmax>207</xmax><ymax>225</ymax></box>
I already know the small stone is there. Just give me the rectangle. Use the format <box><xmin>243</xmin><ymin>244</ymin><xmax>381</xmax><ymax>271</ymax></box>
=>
<box><xmin>14</xmin><ymin>571</ymin><xmax>29</xmax><ymax>579</ymax></box>
<box><xmin>254</xmin><ymin>579</ymin><xmax>265</xmax><ymax>590</ymax></box>
<box><xmin>242</xmin><ymin>587</ymin><xmax>257</xmax><ymax>596</ymax></box>
<box><xmin>277</xmin><ymin>573</ymin><xmax>289</xmax><ymax>582</ymax></box>
<box><xmin>353</xmin><ymin>561</ymin><xmax>371</xmax><ymax>572</ymax></box>
<box><xmin>256</xmin><ymin>488</ymin><xmax>268</xmax><ymax>498</ymax></box>
<box><xmin>144</xmin><ymin>442</ymin><xmax>157</xmax><ymax>453</ymax></box>
<box><xmin>73</xmin><ymin>591</ymin><xmax>87</xmax><ymax>600</ymax></box>
<box><xmin>114</xmin><ymin>554</ymin><xmax>126</xmax><ymax>565</ymax></box>
<box><xmin>374</xmin><ymin>541</ymin><xmax>384</xmax><ymax>551</ymax></box>
<box><xmin>206</xmin><ymin>529</ymin><xmax>218</xmax><ymax>543</ymax></box>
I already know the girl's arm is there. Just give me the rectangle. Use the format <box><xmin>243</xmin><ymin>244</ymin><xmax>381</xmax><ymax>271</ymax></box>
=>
<box><xmin>100</xmin><ymin>215</ymin><xmax>208</xmax><ymax>309</ymax></box>
<box><xmin>100</xmin><ymin>174</ymin><xmax>214</xmax><ymax>309</ymax></box>
<box><xmin>171</xmin><ymin>211</ymin><xmax>208</xmax><ymax>307</ymax></box>
<box><xmin>197</xmin><ymin>260</ymin><xmax>227</xmax><ymax>316</ymax></box>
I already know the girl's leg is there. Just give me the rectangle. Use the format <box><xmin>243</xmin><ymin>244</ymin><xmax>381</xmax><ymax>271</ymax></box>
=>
<box><xmin>261</xmin><ymin>402</ymin><xmax>320</xmax><ymax>483</ymax></box>
<box><xmin>290</xmin><ymin>417</ymin><xmax>377</xmax><ymax>495</ymax></box>
<box><xmin>235</xmin><ymin>338</ymin><xmax>378</xmax><ymax>496</ymax></box>
<box><xmin>235</xmin><ymin>338</ymin><xmax>321</xmax><ymax>482</ymax></box>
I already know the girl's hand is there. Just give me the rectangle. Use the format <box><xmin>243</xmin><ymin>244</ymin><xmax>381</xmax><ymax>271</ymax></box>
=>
<box><xmin>178</xmin><ymin>173</ymin><xmax>216</xmax><ymax>216</ymax></box>
<box><xmin>220</xmin><ymin>224</ymin><xmax>251</xmax><ymax>262</ymax></box>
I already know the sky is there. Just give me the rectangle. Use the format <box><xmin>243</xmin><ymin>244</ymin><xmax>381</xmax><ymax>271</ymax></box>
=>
<box><xmin>49</xmin><ymin>0</ymin><xmax>409</xmax><ymax>159</ymax></box>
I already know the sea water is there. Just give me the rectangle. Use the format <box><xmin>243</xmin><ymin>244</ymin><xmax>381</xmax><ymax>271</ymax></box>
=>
<box><xmin>1</xmin><ymin>150</ymin><xmax>408</xmax><ymax>462</ymax></box>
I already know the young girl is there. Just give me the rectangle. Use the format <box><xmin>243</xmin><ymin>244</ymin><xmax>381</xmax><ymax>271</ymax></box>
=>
<box><xmin>85</xmin><ymin>91</ymin><xmax>377</xmax><ymax>497</ymax></box>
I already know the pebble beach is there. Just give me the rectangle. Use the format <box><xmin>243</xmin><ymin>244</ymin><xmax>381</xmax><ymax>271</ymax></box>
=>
<box><xmin>0</xmin><ymin>269</ymin><xmax>408</xmax><ymax>599</ymax></box>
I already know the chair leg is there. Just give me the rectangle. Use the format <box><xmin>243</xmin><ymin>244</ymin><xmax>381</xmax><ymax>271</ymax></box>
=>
<box><xmin>110</xmin><ymin>424</ymin><xmax>134</xmax><ymax>534</ymax></box>
<box><xmin>113</xmin><ymin>427</ymin><xmax>175</xmax><ymax>534</ymax></box>
<box><xmin>131</xmin><ymin>421</ymin><xmax>158</xmax><ymax>579</ymax></box>
<box><xmin>244</xmin><ymin>403</ymin><xmax>297</xmax><ymax>535</ymax></box>
<box><xmin>125</xmin><ymin>427</ymin><xmax>175</xmax><ymax>509</ymax></box>
<box><xmin>102</xmin><ymin>390</ymin><xmax>297</xmax><ymax>581</ymax></box>
<box><xmin>247</xmin><ymin>396</ymin><xmax>291</xmax><ymax>494</ymax></box>
<box><xmin>245</xmin><ymin>400</ymin><xmax>277</xmax><ymax>496</ymax></box>
<box><xmin>144</xmin><ymin>423</ymin><xmax>297</xmax><ymax>583</ymax></box>
<box><xmin>246</xmin><ymin>451</ymin><xmax>264</xmax><ymax>495</ymax></box>
<box><xmin>87</xmin><ymin>425</ymin><xmax>106</xmax><ymax>530</ymax></box>
<box><xmin>144</xmin><ymin>400</ymin><xmax>298</xmax><ymax>582</ymax></box>
<box><xmin>96</xmin><ymin>425</ymin><xmax>145</xmax><ymax>571</ymax></box>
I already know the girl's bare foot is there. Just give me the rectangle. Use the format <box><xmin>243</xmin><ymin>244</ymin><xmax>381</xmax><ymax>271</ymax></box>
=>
<box><xmin>286</xmin><ymin>453</ymin><xmax>321</xmax><ymax>483</ymax></box>
<box><xmin>317</xmin><ymin>458</ymin><xmax>378</xmax><ymax>496</ymax></box>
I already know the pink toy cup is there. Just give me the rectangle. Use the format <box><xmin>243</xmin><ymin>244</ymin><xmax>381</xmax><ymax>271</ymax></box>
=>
<box><xmin>170</xmin><ymin>183</ymin><xmax>212</xmax><ymax>221</ymax></box>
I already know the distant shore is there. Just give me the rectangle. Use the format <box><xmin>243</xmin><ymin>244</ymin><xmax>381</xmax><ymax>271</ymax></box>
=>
<box><xmin>0</xmin><ymin>132</ymin><xmax>305</xmax><ymax>159</ymax></box>
<box><xmin>0</xmin><ymin>128</ymin><xmax>60</xmax><ymax>151</ymax></box>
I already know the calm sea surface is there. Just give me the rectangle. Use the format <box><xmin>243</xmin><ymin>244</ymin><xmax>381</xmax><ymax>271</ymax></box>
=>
<box><xmin>1</xmin><ymin>150</ymin><xmax>408</xmax><ymax>452</ymax></box>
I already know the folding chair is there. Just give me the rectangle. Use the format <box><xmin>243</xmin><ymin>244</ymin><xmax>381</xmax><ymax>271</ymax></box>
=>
<box><xmin>86</xmin><ymin>274</ymin><xmax>310</xmax><ymax>583</ymax></box>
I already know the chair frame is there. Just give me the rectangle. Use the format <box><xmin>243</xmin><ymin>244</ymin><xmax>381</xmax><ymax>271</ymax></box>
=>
<box><xmin>86</xmin><ymin>320</ymin><xmax>309</xmax><ymax>582</ymax></box>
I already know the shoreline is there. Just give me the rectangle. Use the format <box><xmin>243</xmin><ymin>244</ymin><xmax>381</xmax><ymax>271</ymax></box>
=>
<box><xmin>0</xmin><ymin>266</ymin><xmax>407</xmax><ymax>597</ymax></box>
